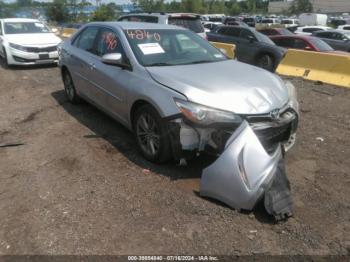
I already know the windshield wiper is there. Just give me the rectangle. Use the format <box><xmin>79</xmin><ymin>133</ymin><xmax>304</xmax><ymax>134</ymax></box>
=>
<box><xmin>146</xmin><ymin>62</ymin><xmax>175</xmax><ymax>67</ymax></box>
<box><xmin>183</xmin><ymin>60</ymin><xmax>216</xmax><ymax>65</ymax></box>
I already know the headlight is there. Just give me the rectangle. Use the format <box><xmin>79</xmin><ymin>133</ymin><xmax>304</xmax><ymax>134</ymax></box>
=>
<box><xmin>174</xmin><ymin>98</ymin><xmax>242</xmax><ymax>126</ymax></box>
<box><xmin>286</xmin><ymin>81</ymin><xmax>299</xmax><ymax>113</ymax></box>
<box><xmin>9</xmin><ymin>43</ymin><xmax>28</xmax><ymax>52</ymax></box>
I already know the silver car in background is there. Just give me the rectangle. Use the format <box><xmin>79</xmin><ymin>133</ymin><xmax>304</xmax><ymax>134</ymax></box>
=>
<box><xmin>59</xmin><ymin>22</ymin><xmax>299</xmax><ymax>220</ymax></box>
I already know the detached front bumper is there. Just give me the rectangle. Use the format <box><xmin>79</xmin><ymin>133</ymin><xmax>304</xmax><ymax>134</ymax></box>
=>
<box><xmin>200</xmin><ymin>121</ymin><xmax>293</xmax><ymax>220</ymax></box>
<box><xmin>200</xmin><ymin>121</ymin><xmax>281</xmax><ymax>211</ymax></box>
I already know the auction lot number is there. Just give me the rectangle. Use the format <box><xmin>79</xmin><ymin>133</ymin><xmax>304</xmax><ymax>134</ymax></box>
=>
<box><xmin>128</xmin><ymin>256</ymin><xmax>219</xmax><ymax>261</ymax></box>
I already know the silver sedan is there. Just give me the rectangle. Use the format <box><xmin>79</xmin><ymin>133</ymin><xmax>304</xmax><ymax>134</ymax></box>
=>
<box><xmin>59</xmin><ymin>22</ymin><xmax>299</xmax><ymax>218</ymax></box>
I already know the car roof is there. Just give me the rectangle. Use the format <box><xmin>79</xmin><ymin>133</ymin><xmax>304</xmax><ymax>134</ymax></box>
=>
<box><xmin>1</xmin><ymin>18</ymin><xmax>40</xmax><ymax>23</ymax></box>
<box><xmin>84</xmin><ymin>21</ymin><xmax>184</xmax><ymax>31</ymax></box>
<box><xmin>270</xmin><ymin>35</ymin><xmax>313</xmax><ymax>40</ymax></box>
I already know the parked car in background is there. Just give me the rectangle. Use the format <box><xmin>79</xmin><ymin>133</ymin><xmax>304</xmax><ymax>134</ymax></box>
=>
<box><xmin>242</xmin><ymin>17</ymin><xmax>256</xmax><ymax>27</ymax></box>
<box><xmin>299</xmin><ymin>13</ymin><xmax>327</xmax><ymax>26</ymax></box>
<box><xmin>0</xmin><ymin>18</ymin><xmax>62</xmax><ymax>66</ymax></box>
<box><xmin>312</xmin><ymin>30</ymin><xmax>350</xmax><ymax>52</ymax></box>
<box><xmin>281</xmin><ymin>19</ymin><xmax>299</xmax><ymax>28</ymax></box>
<box><xmin>207</xmin><ymin>25</ymin><xmax>286</xmax><ymax>72</ymax></box>
<box><xmin>260</xmin><ymin>18</ymin><xmax>280</xmax><ymax>26</ymax></box>
<box><xmin>223</xmin><ymin>16</ymin><xmax>240</xmax><ymax>25</ymax></box>
<box><xmin>258</xmin><ymin>28</ymin><xmax>294</xmax><ymax>36</ymax></box>
<box><xmin>295</xmin><ymin>26</ymin><xmax>332</xmax><ymax>35</ymax></box>
<box><xmin>202</xmin><ymin>21</ymin><xmax>223</xmax><ymax>32</ymax></box>
<box><xmin>270</xmin><ymin>35</ymin><xmax>335</xmax><ymax>53</ymax></box>
<box><xmin>117</xmin><ymin>13</ymin><xmax>206</xmax><ymax>38</ymax></box>
<box><xmin>337</xmin><ymin>25</ymin><xmax>350</xmax><ymax>31</ymax></box>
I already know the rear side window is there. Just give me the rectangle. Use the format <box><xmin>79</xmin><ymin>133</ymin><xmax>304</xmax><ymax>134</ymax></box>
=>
<box><xmin>95</xmin><ymin>28</ymin><xmax>125</xmax><ymax>57</ymax></box>
<box><xmin>168</xmin><ymin>17</ymin><xmax>204</xmax><ymax>33</ymax></box>
<box><xmin>260</xmin><ymin>29</ymin><xmax>277</xmax><ymax>36</ymax></box>
<box><xmin>73</xmin><ymin>27</ymin><xmax>99</xmax><ymax>53</ymax></box>
<box><xmin>315</xmin><ymin>32</ymin><xmax>332</xmax><ymax>38</ymax></box>
<box><xmin>344</xmin><ymin>26</ymin><xmax>350</xmax><ymax>30</ymax></box>
<box><xmin>223</xmin><ymin>27</ymin><xmax>241</xmax><ymax>37</ymax></box>
<box><xmin>272</xmin><ymin>38</ymin><xmax>293</xmax><ymax>48</ymax></box>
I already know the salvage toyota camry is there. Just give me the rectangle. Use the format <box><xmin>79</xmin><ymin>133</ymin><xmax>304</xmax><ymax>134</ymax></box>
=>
<box><xmin>59</xmin><ymin>22</ymin><xmax>299</xmax><ymax>220</ymax></box>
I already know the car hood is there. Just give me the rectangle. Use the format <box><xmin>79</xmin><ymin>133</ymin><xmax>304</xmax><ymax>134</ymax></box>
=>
<box><xmin>5</xmin><ymin>33</ymin><xmax>61</xmax><ymax>46</ymax></box>
<box><xmin>146</xmin><ymin>60</ymin><xmax>289</xmax><ymax>114</ymax></box>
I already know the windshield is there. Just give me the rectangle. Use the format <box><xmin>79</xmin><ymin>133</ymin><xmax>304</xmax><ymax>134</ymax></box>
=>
<box><xmin>124</xmin><ymin>29</ymin><xmax>227</xmax><ymax>67</ymax></box>
<box><xmin>309</xmin><ymin>38</ymin><xmax>334</xmax><ymax>51</ymax></box>
<box><xmin>168</xmin><ymin>17</ymin><xmax>204</xmax><ymax>33</ymax></box>
<box><xmin>4</xmin><ymin>22</ymin><xmax>51</xmax><ymax>34</ymax></box>
<box><xmin>344</xmin><ymin>32</ymin><xmax>350</xmax><ymax>39</ymax></box>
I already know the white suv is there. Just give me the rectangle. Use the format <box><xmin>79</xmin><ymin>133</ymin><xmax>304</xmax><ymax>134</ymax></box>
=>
<box><xmin>118</xmin><ymin>13</ymin><xmax>206</xmax><ymax>38</ymax></box>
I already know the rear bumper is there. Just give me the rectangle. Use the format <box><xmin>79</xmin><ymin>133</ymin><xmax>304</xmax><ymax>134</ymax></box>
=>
<box><xmin>7</xmin><ymin>48</ymin><xmax>58</xmax><ymax>65</ymax></box>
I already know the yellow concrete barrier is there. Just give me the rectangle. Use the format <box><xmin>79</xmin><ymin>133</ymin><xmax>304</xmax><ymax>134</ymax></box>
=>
<box><xmin>210</xmin><ymin>42</ymin><xmax>236</xmax><ymax>59</ymax></box>
<box><xmin>277</xmin><ymin>49</ymin><xmax>350</xmax><ymax>88</ymax></box>
<box><xmin>61</xmin><ymin>28</ymin><xmax>78</xmax><ymax>38</ymax></box>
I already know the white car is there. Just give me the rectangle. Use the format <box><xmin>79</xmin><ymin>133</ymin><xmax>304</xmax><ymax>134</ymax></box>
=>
<box><xmin>295</xmin><ymin>26</ymin><xmax>332</xmax><ymax>36</ymax></box>
<box><xmin>337</xmin><ymin>25</ymin><xmax>350</xmax><ymax>31</ymax></box>
<box><xmin>0</xmin><ymin>18</ymin><xmax>62</xmax><ymax>66</ymax></box>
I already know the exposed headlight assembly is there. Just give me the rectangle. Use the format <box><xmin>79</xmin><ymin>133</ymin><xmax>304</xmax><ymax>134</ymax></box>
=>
<box><xmin>286</xmin><ymin>81</ymin><xmax>299</xmax><ymax>113</ymax></box>
<box><xmin>174</xmin><ymin>98</ymin><xmax>242</xmax><ymax>126</ymax></box>
<box><xmin>9</xmin><ymin>43</ymin><xmax>28</xmax><ymax>52</ymax></box>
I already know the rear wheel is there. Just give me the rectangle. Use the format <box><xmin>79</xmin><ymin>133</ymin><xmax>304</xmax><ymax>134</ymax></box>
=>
<box><xmin>133</xmin><ymin>104</ymin><xmax>172</xmax><ymax>163</ymax></box>
<box><xmin>256</xmin><ymin>54</ymin><xmax>275</xmax><ymax>72</ymax></box>
<box><xmin>62</xmin><ymin>70</ymin><xmax>80</xmax><ymax>104</ymax></box>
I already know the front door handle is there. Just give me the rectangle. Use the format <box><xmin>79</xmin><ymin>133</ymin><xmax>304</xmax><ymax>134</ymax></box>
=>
<box><xmin>89</xmin><ymin>63</ymin><xmax>96</xmax><ymax>70</ymax></box>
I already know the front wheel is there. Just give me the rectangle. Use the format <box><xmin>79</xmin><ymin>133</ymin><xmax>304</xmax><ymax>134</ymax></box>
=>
<box><xmin>256</xmin><ymin>54</ymin><xmax>275</xmax><ymax>72</ymax></box>
<box><xmin>62</xmin><ymin>70</ymin><xmax>80</xmax><ymax>104</ymax></box>
<box><xmin>133</xmin><ymin>104</ymin><xmax>172</xmax><ymax>163</ymax></box>
<box><xmin>1</xmin><ymin>47</ymin><xmax>9</xmax><ymax>68</ymax></box>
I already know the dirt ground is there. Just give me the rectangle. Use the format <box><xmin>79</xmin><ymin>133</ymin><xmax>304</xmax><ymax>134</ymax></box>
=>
<box><xmin>0</xmin><ymin>61</ymin><xmax>349</xmax><ymax>256</ymax></box>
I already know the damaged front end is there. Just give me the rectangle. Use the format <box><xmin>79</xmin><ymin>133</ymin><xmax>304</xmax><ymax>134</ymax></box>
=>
<box><xmin>167</xmin><ymin>102</ymin><xmax>298</xmax><ymax>221</ymax></box>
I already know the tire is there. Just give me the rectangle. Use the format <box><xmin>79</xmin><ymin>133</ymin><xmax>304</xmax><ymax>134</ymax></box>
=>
<box><xmin>256</xmin><ymin>54</ymin><xmax>275</xmax><ymax>72</ymax></box>
<box><xmin>62</xmin><ymin>69</ymin><xmax>80</xmax><ymax>104</ymax></box>
<box><xmin>133</xmin><ymin>104</ymin><xmax>172</xmax><ymax>163</ymax></box>
<box><xmin>1</xmin><ymin>47</ymin><xmax>9</xmax><ymax>68</ymax></box>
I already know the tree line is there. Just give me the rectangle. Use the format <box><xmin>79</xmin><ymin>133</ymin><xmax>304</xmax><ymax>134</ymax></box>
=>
<box><xmin>0</xmin><ymin>0</ymin><xmax>314</xmax><ymax>24</ymax></box>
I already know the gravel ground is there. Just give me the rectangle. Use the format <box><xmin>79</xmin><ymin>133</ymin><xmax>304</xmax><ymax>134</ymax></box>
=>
<box><xmin>0</xmin><ymin>62</ymin><xmax>349</xmax><ymax>256</ymax></box>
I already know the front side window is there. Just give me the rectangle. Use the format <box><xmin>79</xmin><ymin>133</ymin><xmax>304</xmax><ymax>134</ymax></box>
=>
<box><xmin>240</xmin><ymin>29</ymin><xmax>256</xmax><ymax>41</ymax></box>
<box><xmin>95</xmin><ymin>28</ymin><xmax>125</xmax><ymax>57</ymax></box>
<box><xmin>4</xmin><ymin>22</ymin><xmax>50</xmax><ymax>34</ymax></box>
<box><xmin>124</xmin><ymin>29</ymin><xmax>226</xmax><ymax>67</ymax></box>
<box><xmin>75</xmin><ymin>27</ymin><xmax>99</xmax><ymax>53</ymax></box>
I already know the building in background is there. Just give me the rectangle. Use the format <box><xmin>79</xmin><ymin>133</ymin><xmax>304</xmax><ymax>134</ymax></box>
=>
<box><xmin>268</xmin><ymin>0</ymin><xmax>350</xmax><ymax>14</ymax></box>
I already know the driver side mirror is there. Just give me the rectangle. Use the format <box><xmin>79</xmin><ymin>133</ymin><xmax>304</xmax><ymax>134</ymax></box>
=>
<box><xmin>247</xmin><ymin>35</ymin><xmax>255</xmax><ymax>43</ymax></box>
<box><xmin>102</xmin><ymin>53</ymin><xmax>132</xmax><ymax>70</ymax></box>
